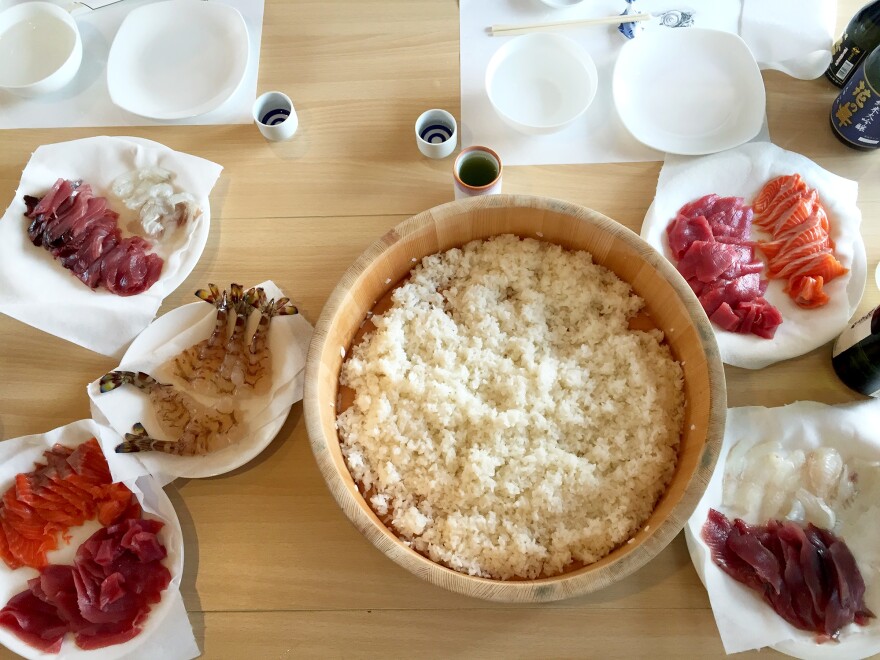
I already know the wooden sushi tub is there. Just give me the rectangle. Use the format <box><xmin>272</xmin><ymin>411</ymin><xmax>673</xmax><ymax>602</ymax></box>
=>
<box><xmin>304</xmin><ymin>195</ymin><xmax>726</xmax><ymax>602</ymax></box>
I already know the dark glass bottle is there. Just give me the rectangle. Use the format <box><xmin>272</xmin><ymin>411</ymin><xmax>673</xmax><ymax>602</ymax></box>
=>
<box><xmin>827</xmin><ymin>0</ymin><xmax>880</xmax><ymax>86</ymax></box>
<box><xmin>830</xmin><ymin>45</ymin><xmax>880</xmax><ymax>150</ymax></box>
<box><xmin>832</xmin><ymin>306</ymin><xmax>880</xmax><ymax>397</ymax></box>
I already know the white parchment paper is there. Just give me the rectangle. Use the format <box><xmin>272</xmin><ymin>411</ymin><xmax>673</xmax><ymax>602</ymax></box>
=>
<box><xmin>0</xmin><ymin>0</ymin><xmax>265</xmax><ymax>129</ymax></box>
<box><xmin>685</xmin><ymin>400</ymin><xmax>880</xmax><ymax>659</ymax></box>
<box><xmin>459</xmin><ymin>0</ymin><xmax>835</xmax><ymax>165</ymax></box>
<box><xmin>87</xmin><ymin>281</ymin><xmax>313</xmax><ymax>484</ymax></box>
<box><xmin>0</xmin><ymin>136</ymin><xmax>223</xmax><ymax>357</ymax></box>
<box><xmin>640</xmin><ymin>142</ymin><xmax>865</xmax><ymax>369</ymax></box>
<box><xmin>0</xmin><ymin>420</ymin><xmax>197</xmax><ymax>660</ymax></box>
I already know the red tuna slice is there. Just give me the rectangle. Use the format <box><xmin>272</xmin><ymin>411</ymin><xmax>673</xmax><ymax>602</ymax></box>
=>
<box><xmin>29</xmin><ymin>178</ymin><xmax>70</xmax><ymax>218</ymax></box>
<box><xmin>701</xmin><ymin>509</ymin><xmax>765</xmax><ymax>591</ymax></box>
<box><xmin>727</xmin><ymin>524</ymin><xmax>784</xmax><ymax>594</ymax></box>
<box><xmin>746</xmin><ymin>300</ymin><xmax>783</xmax><ymax>339</ymax></box>
<box><xmin>102</xmin><ymin>239</ymin><xmax>164</xmax><ymax>296</ymax></box>
<box><xmin>0</xmin><ymin>589</ymin><xmax>67</xmax><ymax>653</ymax></box>
<box><xmin>667</xmin><ymin>214</ymin><xmax>714</xmax><ymax>259</ymax></box>
<box><xmin>75</xmin><ymin>623</ymin><xmax>142</xmax><ymax>651</ymax></box>
<box><xmin>698</xmin><ymin>273</ymin><xmax>764</xmax><ymax>316</ymax></box>
<box><xmin>67</xmin><ymin>439</ymin><xmax>113</xmax><ymax>483</ymax></box>
<box><xmin>708</xmin><ymin>205</ymin><xmax>752</xmax><ymax>242</ymax></box>
<box><xmin>778</xmin><ymin>527</ymin><xmax>822</xmax><ymax>632</ymax></box>
<box><xmin>708</xmin><ymin>302</ymin><xmax>740</xmax><ymax>332</ymax></box>
<box><xmin>678</xmin><ymin>194</ymin><xmax>720</xmax><ymax>219</ymax></box>
<box><xmin>678</xmin><ymin>242</ymin><xmax>750</xmax><ymax>283</ymax></box>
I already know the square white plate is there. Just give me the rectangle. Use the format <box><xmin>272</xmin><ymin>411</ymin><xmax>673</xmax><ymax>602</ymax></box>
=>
<box><xmin>613</xmin><ymin>27</ymin><xmax>766</xmax><ymax>155</ymax></box>
<box><xmin>106</xmin><ymin>0</ymin><xmax>249</xmax><ymax>120</ymax></box>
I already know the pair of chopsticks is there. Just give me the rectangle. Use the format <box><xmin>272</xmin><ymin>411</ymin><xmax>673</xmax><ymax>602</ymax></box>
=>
<box><xmin>489</xmin><ymin>12</ymin><xmax>652</xmax><ymax>37</ymax></box>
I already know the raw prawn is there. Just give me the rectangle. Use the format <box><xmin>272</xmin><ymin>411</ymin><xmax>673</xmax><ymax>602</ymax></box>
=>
<box><xmin>215</xmin><ymin>284</ymin><xmax>260</xmax><ymax>394</ymax></box>
<box><xmin>167</xmin><ymin>284</ymin><xmax>230</xmax><ymax>394</ymax></box>
<box><xmin>242</xmin><ymin>290</ymin><xmax>298</xmax><ymax>395</ymax></box>
<box><xmin>99</xmin><ymin>370</ymin><xmax>240</xmax><ymax>456</ymax></box>
<box><xmin>110</xmin><ymin>167</ymin><xmax>199</xmax><ymax>238</ymax></box>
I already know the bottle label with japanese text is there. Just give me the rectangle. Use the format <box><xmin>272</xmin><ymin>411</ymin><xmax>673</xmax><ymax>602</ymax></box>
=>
<box><xmin>831</xmin><ymin>67</ymin><xmax>880</xmax><ymax>149</ymax></box>
<box><xmin>827</xmin><ymin>32</ymin><xmax>868</xmax><ymax>85</ymax></box>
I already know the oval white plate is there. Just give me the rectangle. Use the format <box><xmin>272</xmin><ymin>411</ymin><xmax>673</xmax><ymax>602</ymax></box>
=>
<box><xmin>684</xmin><ymin>401</ymin><xmax>880</xmax><ymax>659</ymax></box>
<box><xmin>106</xmin><ymin>0</ymin><xmax>249</xmax><ymax>120</ymax></box>
<box><xmin>640</xmin><ymin>142</ymin><xmax>866</xmax><ymax>370</ymax></box>
<box><xmin>613</xmin><ymin>28</ymin><xmax>766</xmax><ymax>155</ymax></box>
<box><xmin>0</xmin><ymin>420</ymin><xmax>184</xmax><ymax>660</ymax></box>
<box><xmin>88</xmin><ymin>281</ymin><xmax>312</xmax><ymax>480</ymax></box>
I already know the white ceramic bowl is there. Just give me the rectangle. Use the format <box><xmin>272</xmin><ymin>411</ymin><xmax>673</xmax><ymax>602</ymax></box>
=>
<box><xmin>537</xmin><ymin>0</ymin><xmax>585</xmax><ymax>7</ymax></box>
<box><xmin>485</xmin><ymin>33</ymin><xmax>598</xmax><ymax>135</ymax></box>
<box><xmin>0</xmin><ymin>1</ymin><xmax>82</xmax><ymax>97</ymax></box>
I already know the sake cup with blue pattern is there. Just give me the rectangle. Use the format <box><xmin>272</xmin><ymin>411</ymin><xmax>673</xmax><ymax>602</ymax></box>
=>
<box><xmin>415</xmin><ymin>109</ymin><xmax>458</xmax><ymax>159</ymax></box>
<box><xmin>253</xmin><ymin>91</ymin><xmax>298</xmax><ymax>141</ymax></box>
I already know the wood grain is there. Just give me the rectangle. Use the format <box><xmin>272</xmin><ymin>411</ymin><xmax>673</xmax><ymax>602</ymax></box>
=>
<box><xmin>0</xmin><ymin>0</ymin><xmax>878</xmax><ymax>657</ymax></box>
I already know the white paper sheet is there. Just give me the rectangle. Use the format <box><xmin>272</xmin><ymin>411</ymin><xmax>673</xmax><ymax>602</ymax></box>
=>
<box><xmin>87</xmin><ymin>280</ymin><xmax>313</xmax><ymax>484</ymax></box>
<box><xmin>0</xmin><ymin>420</ymin><xmax>197</xmax><ymax>660</ymax></box>
<box><xmin>459</xmin><ymin>0</ymin><xmax>835</xmax><ymax>165</ymax></box>
<box><xmin>684</xmin><ymin>401</ymin><xmax>880</xmax><ymax>659</ymax></box>
<box><xmin>640</xmin><ymin>142</ymin><xmax>865</xmax><ymax>370</ymax></box>
<box><xmin>0</xmin><ymin>136</ymin><xmax>223</xmax><ymax>357</ymax></box>
<box><xmin>0</xmin><ymin>0</ymin><xmax>265</xmax><ymax>129</ymax></box>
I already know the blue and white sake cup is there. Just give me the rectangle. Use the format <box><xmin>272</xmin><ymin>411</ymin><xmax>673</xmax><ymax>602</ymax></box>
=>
<box><xmin>415</xmin><ymin>109</ymin><xmax>458</xmax><ymax>159</ymax></box>
<box><xmin>253</xmin><ymin>91</ymin><xmax>299</xmax><ymax>141</ymax></box>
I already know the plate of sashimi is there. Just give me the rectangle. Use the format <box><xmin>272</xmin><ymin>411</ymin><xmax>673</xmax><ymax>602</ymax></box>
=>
<box><xmin>0</xmin><ymin>420</ymin><xmax>189</xmax><ymax>659</ymax></box>
<box><xmin>0</xmin><ymin>136</ymin><xmax>223</xmax><ymax>357</ymax></box>
<box><xmin>88</xmin><ymin>280</ymin><xmax>314</xmax><ymax>482</ymax></box>
<box><xmin>684</xmin><ymin>399</ymin><xmax>880</xmax><ymax>659</ymax></box>
<box><xmin>641</xmin><ymin>142</ymin><xmax>867</xmax><ymax>369</ymax></box>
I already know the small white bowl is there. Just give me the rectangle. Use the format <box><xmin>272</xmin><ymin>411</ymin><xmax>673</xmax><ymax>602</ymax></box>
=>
<box><xmin>485</xmin><ymin>33</ymin><xmax>598</xmax><ymax>136</ymax></box>
<box><xmin>537</xmin><ymin>0</ymin><xmax>585</xmax><ymax>7</ymax></box>
<box><xmin>0</xmin><ymin>2</ymin><xmax>82</xmax><ymax>97</ymax></box>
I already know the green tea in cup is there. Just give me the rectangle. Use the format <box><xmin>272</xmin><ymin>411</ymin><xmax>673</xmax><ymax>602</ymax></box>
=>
<box><xmin>453</xmin><ymin>146</ymin><xmax>502</xmax><ymax>199</ymax></box>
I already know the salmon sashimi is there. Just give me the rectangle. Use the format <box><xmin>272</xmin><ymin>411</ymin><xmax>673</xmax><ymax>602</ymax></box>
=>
<box><xmin>766</xmin><ymin>190</ymin><xmax>819</xmax><ymax>236</ymax></box>
<box><xmin>775</xmin><ymin>251</ymin><xmax>849</xmax><ymax>283</ymax></box>
<box><xmin>788</xmin><ymin>276</ymin><xmax>830</xmax><ymax>308</ymax></box>
<box><xmin>0</xmin><ymin>438</ymin><xmax>136</xmax><ymax>570</ymax></box>
<box><xmin>753</xmin><ymin>174</ymin><xmax>805</xmax><ymax>214</ymax></box>
<box><xmin>753</xmin><ymin>175</ymin><xmax>848</xmax><ymax>309</ymax></box>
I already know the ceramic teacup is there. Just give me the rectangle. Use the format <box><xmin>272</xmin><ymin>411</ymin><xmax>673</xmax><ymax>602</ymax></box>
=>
<box><xmin>453</xmin><ymin>146</ymin><xmax>502</xmax><ymax>199</ymax></box>
<box><xmin>415</xmin><ymin>109</ymin><xmax>458</xmax><ymax>159</ymax></box>
<box><xmin>253</xmin><ymin>91</ymin><xmax>299</xmax><ymax>141</ymax></box>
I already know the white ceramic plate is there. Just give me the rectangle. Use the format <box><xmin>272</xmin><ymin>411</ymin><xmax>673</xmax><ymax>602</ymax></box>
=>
<box><xmin>640</xmin><ymin>142</ymin><xmax>866</xmax><ymax>370</ymax></box>
<box><xmin>106</xmin><ymin>0</ymin><xmax>249</xmax><ymax>120</ymax></box>
<box><xmin>88</xmin><ymin>281</ymin><xmax>312</xmax><ymax>481</ymax></box>
<box><xmin>684</xmin><ymin>401</ymin><xmax>880</xmax><ymax>659</ymax></box>
<box><xmin>0</xmin><ymin>420</ymin><xmax>185</xmax><ymax>660</ymax></box>
<box><xmin>613</xmin><ymin>28</ymin><xmax>766</xmax><ymax>155</ymax></box>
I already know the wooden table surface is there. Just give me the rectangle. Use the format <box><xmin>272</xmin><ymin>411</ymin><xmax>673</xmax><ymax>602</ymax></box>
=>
<box><xmin>1</xmin><ymin>1</ymin><xmax>879</xmax><ymax>658</ymax></box>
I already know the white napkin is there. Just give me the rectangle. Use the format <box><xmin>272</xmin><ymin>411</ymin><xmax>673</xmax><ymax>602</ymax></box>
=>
<box><xmin>741</xmin><ymin>0</ymin><xmax>837</xmax><ymax>80</ymax></box>
<box><xmin>684</xmin><ymin>400</ymin><xmax>880</xmax><ymax>659</ymax></box>
<box><xmin>88</xmin><ymin>280</ymin><xmax>313</xmax><ymax>485</ymax></box>
<box><xmin>459</xmin><ymin>0</ymin><xmax>836</xmax><ymax>166</ymax></box>
<box><xmin>0</xmin><ymin>0</ymin><xmax>265</xmax><ymax>129</ymax></box>
<box><xmin>0</xmin><ymin>136</ymin><xmax>223</xmax><ymax>357</ymax></box>
<box><xmin>0</xmin><ymin>420</ymin><xmax>198</xmax><ymax>660</ymax></box>
<box><xmin>640</xmin><ymin>142</ymin><xmax>865</xmax><ymax>370</ymax></box>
